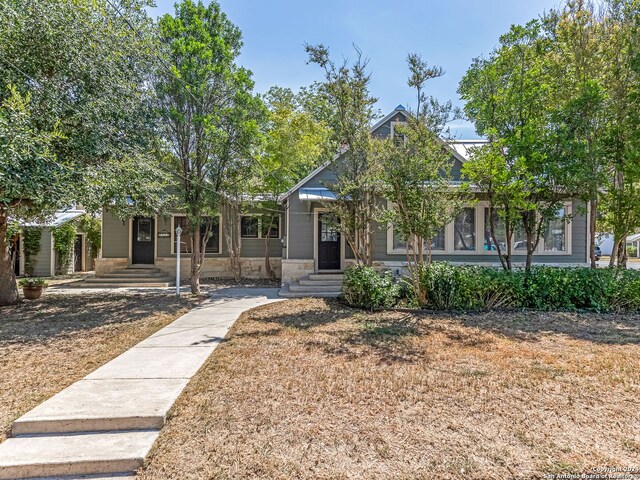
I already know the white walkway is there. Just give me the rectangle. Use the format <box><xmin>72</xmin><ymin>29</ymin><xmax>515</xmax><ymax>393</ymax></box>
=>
<box><xmin>0</xmin><ymin>289</ymin><xmax>282</xmax><ymax>479</ymax></box>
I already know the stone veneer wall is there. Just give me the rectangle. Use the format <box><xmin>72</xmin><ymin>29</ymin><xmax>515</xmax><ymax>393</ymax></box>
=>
<box><xmin>155</xmin><ymin>257</ymin><xmax>282</xmax><ymax>280</ymax></box>
<box><xmin>95</xmin><ymin>257</ymin><xmax>128</xmax><ymax>275</ymax></box>
<box><xmin>281</xmin><ymin>259</ymin><xmax>315</xmax><ymax>284</ymax></box>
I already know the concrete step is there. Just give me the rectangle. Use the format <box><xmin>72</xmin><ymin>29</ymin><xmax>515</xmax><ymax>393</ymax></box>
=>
<box><xmin>12</xmin><ymin>378</ymin><xmax>189</xmax><ymax>435</ymax></box>
<box><xmin>308</xmin><ymin>273</ymin><xmax>344</xmax><ymax>281</ymax></box>
<box><xmin>68</xmin><ymin>282</ymin><xmax>173</xmax><ymax>288</ymax></box>
<box><xmin>0</xmin><ymin>430</ymin><xmax>158</xmax><ymax>479</ymax></box>
<box><xmin>83</xmin><ymin>276</ymin><xmax>171</xmax><ymax>283</ymax></box>
<box><xmin>278</xmin><ymin>285</ymin><xmax>340</xmax><ymax>298</ymax></box>
<box><xmin>100</xmin><ymin>270</ymin><xmax>164</xmax><ymax>277</ymax></box>
<box><xmin>288</xmin><ymin>283</ymin><xmax>342</xmax><ymax>293</ymax></box>
<box><xmin>299</xmin><ymin>278</ymin><xmax>343</xmax><ymax>287</ymax></box>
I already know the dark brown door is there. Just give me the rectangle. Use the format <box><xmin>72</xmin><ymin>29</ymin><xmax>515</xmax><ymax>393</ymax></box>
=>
<box><xmin>318</xmin><ymin>213</ymin><xmax>340</xmax><ymax>270</ymax></box>
<box><xmin>74</xmin><ymin>235</ymin><xmax>83</xmax><ymax>272</ymax></box>
<box><xmin>132</xmin><ymin>217</ymin><xmax>154</xmax><ymax>264</ymax></box>
<box><xmin>11</xmin><ymin>235</ymin><xmax>20</xmax><ymax>276</ymax></box>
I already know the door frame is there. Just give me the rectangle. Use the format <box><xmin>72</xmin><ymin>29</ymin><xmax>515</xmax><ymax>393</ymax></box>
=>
<box><xmin>313</xmin><ymin>208</ymin><xmax>345</xmax><ymax>272</ymax></box>
<box><xmin>128</xmin><ymin>216</ymin><xmax>157</xmax><ymax>265</ymax></box>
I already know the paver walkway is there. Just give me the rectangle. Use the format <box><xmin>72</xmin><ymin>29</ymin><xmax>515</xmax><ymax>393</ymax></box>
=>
<box><xmin>0</xmin><ymin>288</ymin><xmax>282</xmax><ymax>479</ymax></box>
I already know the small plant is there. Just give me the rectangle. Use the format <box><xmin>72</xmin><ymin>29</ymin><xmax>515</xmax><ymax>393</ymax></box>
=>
<box><xmin>627</xmin><ymin>245</ymin><xmax>638</xmax><ymax>258</ymax></box>
<box><xmin>341</xmin><ymin>265</ymin><xmax>401</xmax><ymax>309</ymax></box>
<box><xmin>18</xmin><ymin>277</ymin><xmax>49</xmax><ymax>288</ymax></box>
<box><xmin>52</xmin><ymin>222</ymin><xmax>77</xmax><ymax>274</ymax></box>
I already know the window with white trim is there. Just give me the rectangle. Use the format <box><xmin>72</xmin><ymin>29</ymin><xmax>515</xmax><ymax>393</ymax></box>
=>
<box><xmin>240</xmin><ymin>215</ymin><xmax>280</xmax><ymax>239</ymax></box>
<box><xmin>543</xmin><ymin>207</ymin><xmax>568</xmax><ymax>252</ymax></box>
<box><xmin>453</xmin><ymin>207</ymin><xmax>476</xmax><ymax>251</ymax></box>
<box><xmin>173</xmin><ymin>216</ymin><xmax>220</xmax><ymax>254</ymax></box>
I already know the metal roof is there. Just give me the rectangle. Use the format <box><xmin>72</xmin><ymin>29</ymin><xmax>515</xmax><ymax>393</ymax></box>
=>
<box><xmin>21</xmin><ymin>209</ymin><xmax>86</xmax><ymax>228</ymax></box>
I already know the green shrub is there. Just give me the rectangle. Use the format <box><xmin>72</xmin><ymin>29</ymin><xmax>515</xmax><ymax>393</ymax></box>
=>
<box><xmin>342</xmin><ymin>265</ymin><xmax>401</xmax><ymax>309</ymax></box>
<box><xmin>628</xmin><ymin>245</ymin><xmax>638</xmax><ymax>258</ymax></box>
<box><xmin>18</xmin><ymin>277</ymin><xmax>48</xmax><ymax>287</ymax></box>
<box><xmin>52</xmin><ymin>222</ymin><xmax>77</xmax><ymax>274</ymax></box>
<box><xmin>23</xmin><ymin>228</ymin><xmax>42</xmax><ymax>275</ymax></box>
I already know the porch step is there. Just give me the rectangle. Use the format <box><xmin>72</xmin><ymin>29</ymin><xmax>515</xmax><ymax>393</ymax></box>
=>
<box><xmin>278</xmin><ymin>285</ymin><xmax>340</xmax><ymax>298</ymax></box>
<box><xmin>69</xmin><ymin>267</ymin><xmax>174</xmax><ymax>289</ymax></box>
<box><xmin>299</xmin><ymin>278</ymin><xmax>343</xmax><ymax>287</ymax></box>
<box><xmin>279</xmin><ymin>273</ymin><xmax>344</xmax><ymax>298</ymax></box>
<box><xmin>288</xmin><ymin>284</ymin><xmax>342</xmax><ymax>293</ymax></box>
<box><xmin>0</xmin><ymin>430</ymin><xmax>158</xmax><ymax>479</ymax></box>
<box><xmin>308</xmin><ymin>273</ymin><xmax>344</xmax><ymax>281</ymax></box>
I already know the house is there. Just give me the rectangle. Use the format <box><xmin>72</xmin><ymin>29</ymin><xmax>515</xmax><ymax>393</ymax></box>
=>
<box><xmin>278</xmin><ymin>106</ymin><xmax>589</xmax><ymax>289</ymax></box>
<box><xmin>11</xmin><ymin>209</ymin><xmax>93</xmax><ymax>277</ymax></box>
<box><xmin>625</xmin><ymin>233</ymin><xmax>640</xmax><ymax>257</ymax></box>
<box><xmin>96</xmin><ymin>105</ymin><xmax>589</xmax><ymax>291</ymax></box>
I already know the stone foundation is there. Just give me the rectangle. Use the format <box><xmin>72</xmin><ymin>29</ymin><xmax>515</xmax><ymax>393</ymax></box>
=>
<box><xmin>155</xmin><ymin>256</ymin><xmax>282</xmax><ymax>281</ymax></box>
<box><xmin>95</xmin><ymin>257</ymin><xmax>128</xmax><ymax>275</ymax></box>
<box><xmin>281</xmin><ymin>259</ymin><xmax>315</xmax><ymax>284</ymax></box>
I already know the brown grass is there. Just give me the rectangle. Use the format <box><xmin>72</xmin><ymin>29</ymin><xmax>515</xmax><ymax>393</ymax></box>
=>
<box><xmin>139</xmin><ymin>299</ymin><xmax>640</xmax><ymax>480</ymax></box>
<box><xmin>0</xmin><ymin>292</ymin><xmax>197</xmax><ymax>442</ymax></box>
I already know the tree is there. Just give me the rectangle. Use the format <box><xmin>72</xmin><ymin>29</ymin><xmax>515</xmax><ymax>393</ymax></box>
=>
<box><xmin>306</xmin><ymin>44</ymin><xmax>380</xmax><ymax>266</ymax></box>
<box><xmin>598</xmin><ymin>0</ymin><xmax>640</xmax><ymax>267</ymax></box>
<box><xmin>459</xmin><ymin>21</ymin><xmax>567</xmax><ymax>271</ymax></box>
<box><xmin>257</xmin><ymin>86</ymin><xmax>330</xmax><ymax>279</ymax></box>
<box><xmin>379</xmin><ymin>54</ymin><xmax>467</xmax><ymax>304</ymax></box>
<box><xmin>0</xmin><ymin>0</ymin><xmax>160</xmax><ymax>305</ymax></box>
<box><xmin>156</xmin><ymin>0</ymin><xmax>265</xmax><ymax>293</ymax></box>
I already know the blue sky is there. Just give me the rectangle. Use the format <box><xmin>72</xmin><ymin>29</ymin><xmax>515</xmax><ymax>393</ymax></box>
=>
<box><xmin>149</xmin><ymin>0</ymin><xmax>561</xmax><ymax>138</ymax></box>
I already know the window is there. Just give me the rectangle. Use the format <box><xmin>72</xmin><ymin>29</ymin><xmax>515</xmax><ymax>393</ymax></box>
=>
<box><xmin>173</xmin><ymin>216</ymin><xmax>220</xmax><ymax>254</ymax></box>
<box><xmin>240</xmin><ymin>215</ymin><xmax>280</xmax><ymax>239</ymax></box>
<box><xmin>543</xmin><ymin>207</ymin><xmax>567</xmax><ymax>252</ymax></box>
<box><xmin>390</xmin><ymin>121</ymin><xmax>407</xmax><ymax>146</ymax></box>
<box><xmin>391</xmin><ymin>228</ymin><xmax>445</xmax><ymax>252</ymax></box>
<box><xmin>483</xmin><ymin>208</ymin><xmax>507</xmax><ymax>252</ymax></box>
<box><xmin>261</xmin><ymin>216</ymin><xmax>280</xmax><ymax>238</ymax></box>
<box><xmin>240</xmin><ymin>216</ymin><xmax>259</xmax><ymax>238</ymax></box>
<box><xmin>136</xmin><ymin>219</ymin><xmax>152</xmax><ymax>242</ymax></box>
<box><xmin>454</xmin><ymin>207</ymin><xmax>476</xmax><ymax>251</ymax></box>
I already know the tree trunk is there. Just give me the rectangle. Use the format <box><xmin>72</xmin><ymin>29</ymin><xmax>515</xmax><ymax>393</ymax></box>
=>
<box><xmin>0</xmin><ymin>208</ymin><xmax>19</xmax><ymax>306</ymax></box>
<box><xmin>609</xmin><ymin>237</ymin><xmax>619</xmax><ymax>268</ymax></box>
<box><xmin>263</xmin><ymin>217</ymin><xmax>276</xmax><ymax>281</ymax></box>
<box><xmin>190</xmin><ymin>227</ymin><xmax>201</xmax><ymax>294</ymax></box>
<box><xmin>589</xmin><ymin>197</ymin><xmax>597</xmax><ymax>269</ymax></box>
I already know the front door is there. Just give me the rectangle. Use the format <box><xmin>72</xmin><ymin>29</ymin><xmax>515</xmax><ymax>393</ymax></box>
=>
<box><xmin>74</xmin><ymin>235</ymin><xmax>83</xmax><ymax>272</ymax></box>
<box><xmin>11</xmin><ymin>235</ymin><xmax>20</xmax><ymax>276</ymax></box>
<box><xmin>318</xmin><ymin>213</ymin><xmax>340</xmax><ymax>270</ymax></box>
<box><xmin>132</xmin><ymin>217</ymin><xmax>154</xmax><ymax>265</ymax></box>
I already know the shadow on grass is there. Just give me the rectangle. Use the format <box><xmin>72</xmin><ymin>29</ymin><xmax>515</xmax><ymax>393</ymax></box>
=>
<box><xmin>452</xmin><ymin>310</ymin><xmax>640</xmax><ymax>345</ymax></box>
<box><xmin>0</xmin><ymin>293</ymin><xmax>193</xmax><ymax>345</ymax></box>
<box><xmin>246</xmin><ymin>300</ymin><xmax>422</xmax><ymax>364</ymax></box>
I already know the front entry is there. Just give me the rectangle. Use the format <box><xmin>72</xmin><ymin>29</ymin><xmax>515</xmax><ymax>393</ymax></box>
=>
<box><xmin>317</xmin><ymin>212</ymin><xmax>340</xmax><ymax>270</ymax></box>
<box><xmin>73</xmin><ymin>234</ymin><xmax>84</xmax><ymax>272</ymax></box>
<box><xmin>132</xmin><ymin>217</ymin><xmax>154</xmax><ymax>265</ymax></box>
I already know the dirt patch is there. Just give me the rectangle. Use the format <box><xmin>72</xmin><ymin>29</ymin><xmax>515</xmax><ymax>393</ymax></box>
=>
<box><xmin>138</xmin><ymin>299</ymin><xmax>640</xmax><ymax>480</ymax></box>
<box><xmin>0</xmin><ymin>292</ymin><xmax>198</xmax><ymax>442</ymax></box>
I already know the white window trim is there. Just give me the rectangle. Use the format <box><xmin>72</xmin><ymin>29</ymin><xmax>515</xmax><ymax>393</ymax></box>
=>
<box><xmin>240</xmin><ymin>213</ymin><xmax>281</xmax><ymax>239</ymax></box>
<box><xmin>386</xmin><ymin>205</ymin><xmax>480</xmax><ymax>255</ymax></box>
<box><xmin>476</xmin><ymin>201</ymin><xmax>572</xmax><ymax>256</ymax></box>
<box><xmin>170</xmin><ymin>214</ymin><xmax>223</xmax><ymax>255</ymax></box>
<box><xmin>386</xmin><ymin>201</ymin><xmax>573</xmax><ymax>256</ymax></box>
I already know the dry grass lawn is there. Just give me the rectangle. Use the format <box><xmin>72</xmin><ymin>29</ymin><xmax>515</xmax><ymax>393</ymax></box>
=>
<box><xmin>0</xmin><ymin>292</ymin><xmax>197</xmax><ymax>442</ymax></box>
<box><xmin>139</xmin><ymin>299</ymin><xmax>640</xmax><ymax>480</ymax></box>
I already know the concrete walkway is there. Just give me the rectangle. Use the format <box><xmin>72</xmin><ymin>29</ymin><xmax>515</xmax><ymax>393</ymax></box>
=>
<box><xmin>0</xmin><ymin>289</ymin><xmax>282</xmax><ymax>479</ymax></box>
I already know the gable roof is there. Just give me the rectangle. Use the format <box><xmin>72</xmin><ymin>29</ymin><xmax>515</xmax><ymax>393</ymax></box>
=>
<box><xmin>281</xmin><ymin>105</ymin><xmax>484</xmax><ymax>201</ymax></box>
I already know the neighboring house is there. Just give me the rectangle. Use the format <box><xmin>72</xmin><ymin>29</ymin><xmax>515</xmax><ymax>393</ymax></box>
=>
<box><xmin>596</xmin><ymin>232</ymin><xmax>614</xmax><ymax>256</ymax></box>
<box><xmin>97</xmin><ymin>105</ymin><xmax>590</xmax><ymax>286</ymax></box>
<box><xmin>626</xmin><ymin>233</ymin><xmax>640</xmax><ymax>257</ymax></box>
<box><xmin>11</xmin><ymin>209</ymin><xmax>92</xmax><ymax>277</ymax></box>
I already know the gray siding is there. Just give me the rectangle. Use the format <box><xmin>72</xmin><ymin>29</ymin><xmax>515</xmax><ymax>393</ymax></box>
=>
<box><xmin>286</xmin><ymin>196</ymin><xmax>316</xmax><ymax>259</ymax></box>
<box><xmin>102</xmin><ymin>210</ymin><xmax>129</xmax><ymax>258</ymax></box>
<box><xmin>156</xmin><ymin>216</ymin><xmax>172</xmax><ymax>258</ymax></box>
<box><xmin>32</xmin><ymin>228</ymin><xmax>52</xmax><ymax>276</ymax></box>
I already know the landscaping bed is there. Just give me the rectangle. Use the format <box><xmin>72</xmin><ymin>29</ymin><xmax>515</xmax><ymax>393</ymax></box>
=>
<box><xmin>138</xmin><ymin>298</ymin><xmax>640</xmax><ymax>479</ymax></box>
<box><xmin>0</xmin><ymin>292</ymin><xmax>198</xmax><ymax>442</ymax></box>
